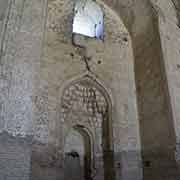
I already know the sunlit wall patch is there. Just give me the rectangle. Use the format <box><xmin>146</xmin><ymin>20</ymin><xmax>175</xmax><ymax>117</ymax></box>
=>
<box><xmin>73</xmin><ymin>0</ymin><xmax>104</xmax><ymax>40</ymax></box>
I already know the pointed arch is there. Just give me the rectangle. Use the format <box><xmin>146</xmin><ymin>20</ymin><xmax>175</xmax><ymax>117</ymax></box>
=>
<box><xmin>60</xmin><ymin>74</ymin><xmax>115</xmax><ymax>180</ymax></box>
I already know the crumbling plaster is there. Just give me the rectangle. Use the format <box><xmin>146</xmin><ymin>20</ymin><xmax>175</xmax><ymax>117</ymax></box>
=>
<box><xmin>0</xmin><ymin>0</ymin><xmax>180</xmax><ymax>180</ymax></box>
<box><xmin>30</xmin><ymin>1</ymin><xmax>142</xmax><ymax>180</ymax></box>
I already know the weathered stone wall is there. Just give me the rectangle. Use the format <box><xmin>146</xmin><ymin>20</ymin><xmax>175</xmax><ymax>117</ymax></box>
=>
<box><xmin>134</xmin><ymin>20</ymin><xmax>179</xmax><ymax>180</ymax></box>
<box><xmin>1</xmin><ymin>0</ymin><xmax>46</xmax><ymax>136</ymax></box>
<box><xmin>0</xmin><ymin>0</ymin><xmax>9</xmax><ymax>132</ymax></box>
<box><xmin>0</xmin><ymin>0</ymin><xmax>9</xmax><ymax>48</ymax></box>
<box><xmin>133</xmin><ymin>2</ymin><xmax>180</xmax><ymax>179</ymax></box>
<box><xmin>0</xmin><ymin>0</ymin><xmax>46</xmax><ymax>179</ymax></box>
<box><xmin>102</xmin><ymin>1</ymin><xmax>180</xmax><ymax>179</ymax></box>
<box><xmin>0</xmin><ymin>132</ymin><xmax>32</xmax><ymax>180</ymax></box>
<box><xmin>31</xmin><ymin>0</ymin><xmax>142</xmax><ymax>180</ymax></box>
<box><xmin>102</xmin><ymin>0</ymin><xmax>176</xmax><ymax>148</ymax></box>
<box><xmin>172</xmin><ymin>0</ymin><xmax>180</xmax><ymax>26</ymax></box>
<box><xmin>0</xmin><ymin>0</ymin><xmax>180</xmax><ymax>180</ymax></box>
<box><xmin>158</xmin><ymin>5</ymin><xmax>180</xmax><ymax>162</ymax></box>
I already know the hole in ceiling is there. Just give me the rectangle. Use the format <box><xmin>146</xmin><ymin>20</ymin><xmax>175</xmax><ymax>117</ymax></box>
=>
<box><xmin>73</xmin><ymin>0</ymin><xmax>104</xmax><ymax>40</ymax></box>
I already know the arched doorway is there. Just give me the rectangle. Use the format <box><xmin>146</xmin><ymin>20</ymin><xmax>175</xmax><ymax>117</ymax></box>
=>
<box><xmin>61</xmin><ymin>75</ymin><xmax>115</xmax><ymax>180</ymax></box>
<box><xmin>64</xmin><ymin>125</ymin><xmax>93</xmax><ymax>180</ymax></box>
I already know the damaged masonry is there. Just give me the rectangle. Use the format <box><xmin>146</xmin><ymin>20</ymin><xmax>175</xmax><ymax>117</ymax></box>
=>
<box><xmin>0</xmin><ymin>0</ymin><xmax>180</xmax><ymax>180</ymax></box>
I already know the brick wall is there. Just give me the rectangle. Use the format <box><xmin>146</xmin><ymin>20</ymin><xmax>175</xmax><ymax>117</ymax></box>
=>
<box><xmin>0</xmin><ymin>133</ymin><xmax>32</xmax><ymax>180</ymax></box>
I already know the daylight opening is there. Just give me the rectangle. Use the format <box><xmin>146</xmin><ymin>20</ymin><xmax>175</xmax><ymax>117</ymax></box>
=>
<box><xmin>73</xmin><ymin>0</ymin><xmax>104</xmax><ymax>39</ymax></box>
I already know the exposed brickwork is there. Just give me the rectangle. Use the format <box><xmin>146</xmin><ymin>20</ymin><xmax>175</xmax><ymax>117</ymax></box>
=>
<box><xmin>0</xmin><ymin>0</ymin><xmax>180</xmax><ymax>180</ymax></box>
<box><xmin>0</xmin><ymin>132</ymin><xmax>32</xmax><ymax>180</ymax></box>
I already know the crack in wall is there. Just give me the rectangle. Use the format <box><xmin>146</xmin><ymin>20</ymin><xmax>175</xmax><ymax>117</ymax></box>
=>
<box><xmin>74</xmin><ymin>45</ymin><xmax>92</xmax><ymax>72</ymax></box>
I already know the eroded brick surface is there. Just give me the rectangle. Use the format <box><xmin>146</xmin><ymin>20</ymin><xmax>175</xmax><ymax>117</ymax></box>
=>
<box><xmin>0</xmin><ymin>0</ymin><xmax>180</xmax><ymax>180</ymax></box>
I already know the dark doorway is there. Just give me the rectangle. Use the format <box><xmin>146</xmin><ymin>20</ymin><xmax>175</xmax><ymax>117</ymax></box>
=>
<box><xmin>64</xmin><ymin>126</ymin><xmax>93</xmax><ymax>180</ymax></box>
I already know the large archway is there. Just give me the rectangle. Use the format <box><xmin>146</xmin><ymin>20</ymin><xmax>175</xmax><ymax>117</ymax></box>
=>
<box><xmin>101</xmin><ymin>0</ymin><xmax>178</xmax><ymax>178</ymax></box>
<box><xmin>61</xmin><ymin>75</ymin><xmax>115</xmax><ymax>180</ymax></box>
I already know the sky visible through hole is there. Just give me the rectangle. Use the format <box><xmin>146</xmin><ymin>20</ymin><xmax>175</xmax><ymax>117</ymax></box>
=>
<box><xmin>73</xmin><ymin>0</ymin><xmax>104</xmax><ymax>39</ymax></box>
